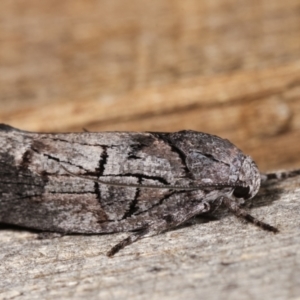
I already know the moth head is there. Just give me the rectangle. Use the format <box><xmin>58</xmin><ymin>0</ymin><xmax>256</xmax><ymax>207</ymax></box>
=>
<box><xmin>232</xmin><ymin>156</ymin><xmax>261</xmax><ymax>200</ymax></box>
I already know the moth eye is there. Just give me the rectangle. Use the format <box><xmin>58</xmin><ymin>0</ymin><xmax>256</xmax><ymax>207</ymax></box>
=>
<box><xmin>233</xmin><ymin>186</ymin><xmax>250</xmax><ymax>199</ymax></box>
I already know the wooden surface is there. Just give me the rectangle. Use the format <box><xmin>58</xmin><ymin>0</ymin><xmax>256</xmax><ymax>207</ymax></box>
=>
<box><xmin>0</xmin><ymin>1</ymin><xmax>300</xmax><ymax>299</ymax></box>
<box><xmin>0</xmin><ymin>174</ymin><xmax>299</xmax><ymax>299</ymax></box>
<box><xmin>0</xmin><ymin>0</ymin><xmax>300</xmax><ymax>171</ymax></box>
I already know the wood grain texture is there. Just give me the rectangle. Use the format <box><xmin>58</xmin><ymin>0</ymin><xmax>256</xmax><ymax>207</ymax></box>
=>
<box><xmin>1</xmin><ymin>1</ymin><xmax>300</xmax><ymax>299</ymax></box>
<box><xmin>0</xmin><ymin>1</ymin><xmax>300</xmax><ymax>171</ymax></box>
<box><xmin>0</xmin><ymin>172</ymin><xmax>299</xmax><ymax>299</ymax></box>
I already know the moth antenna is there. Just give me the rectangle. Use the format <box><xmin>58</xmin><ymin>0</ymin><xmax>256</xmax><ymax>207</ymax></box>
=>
<box><xmin>60</xmin><ymin>165</ymin><xmax>233</xmax><ymax>191</ymax></box>
<box><xmin>261</xmin><ymin>169</ymin><xmax>300</xmax><ymax>184</ymax></box>
<box><xmin>222</xmin><ymin>197</ymin><xmax>279</xmax><ymax>233</ymax></box>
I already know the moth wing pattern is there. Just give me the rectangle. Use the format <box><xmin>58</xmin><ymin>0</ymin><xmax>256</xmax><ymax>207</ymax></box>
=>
<box><xmin>0</xmin><ymin>124</ymin><xmax>279</xmax><ymax>256</ymax></box>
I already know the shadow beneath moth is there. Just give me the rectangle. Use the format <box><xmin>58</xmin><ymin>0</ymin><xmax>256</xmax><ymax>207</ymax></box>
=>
<box><xmin>0</xmin><ymin>124</ymin><xmax>296</xmax><ymax>256</ymax></box>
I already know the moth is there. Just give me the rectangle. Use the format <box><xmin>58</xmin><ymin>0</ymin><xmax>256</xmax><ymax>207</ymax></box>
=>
<box><xmin>0</xmin><ymin>124</ymin><xmax>295</xmax><ymax>256</ymax></box>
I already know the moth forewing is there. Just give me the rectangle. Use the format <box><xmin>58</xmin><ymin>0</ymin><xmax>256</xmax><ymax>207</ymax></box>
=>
<box><xmin>0</xmin><ymin>124</ymin><xmax>280</xmax><ymax>256</ymax></box>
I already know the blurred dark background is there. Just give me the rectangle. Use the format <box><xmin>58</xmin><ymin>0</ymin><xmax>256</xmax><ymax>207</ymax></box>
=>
<box><xmin>1</xmin><ymin>0</ymin><xmax>300</xmax><ymax>171</ymax></box>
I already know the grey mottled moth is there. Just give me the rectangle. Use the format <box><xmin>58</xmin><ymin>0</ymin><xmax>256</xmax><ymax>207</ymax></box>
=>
<box><xmin>0</xmin><ymin>124</ymin><xmax>296</xmax><ymax>256</ymax></box>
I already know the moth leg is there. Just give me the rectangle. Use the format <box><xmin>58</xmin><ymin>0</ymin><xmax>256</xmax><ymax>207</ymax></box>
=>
<box><xmin>208</xmin><ymin>197</ymin><xmax>223</xmax><ymax>213</ymax></box>
<box><xmin>192</xmin><ymin>198</ymin><xmax>223</xmax><ymax>223</ymax></box>
<box><xmin>107</xmin><ymin>228</ymin><xmax>150</xmax><ymax>257</ymax></box>
<box><xmin>107</xmin><ymin>200</ymin><xmax>212</xmax><ymax>257</ymax></box>
<box><xmin>37</xmin><ymin>232</ymin><xmax>65</xmax><ymax>239</ymax></box>
<box><xmin>222</xmin><ymin>197</ymin><xmax>279</xmax><ymax>233</ymax></box>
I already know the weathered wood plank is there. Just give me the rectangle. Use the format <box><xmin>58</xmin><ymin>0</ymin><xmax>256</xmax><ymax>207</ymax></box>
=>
<box><xmin>2</xmin><ymin>63</ymin><xmax>300</xmax><ymax>171</ymax></box>
<box><xmin>1</xmin><ymin>1</ymin><xmax>300</xmax><ymax>299</ymax></box>
<box><xmin>0</xmin><ymin>169</ymin><xmax>299</xmax><ymax>299</ymax></box>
